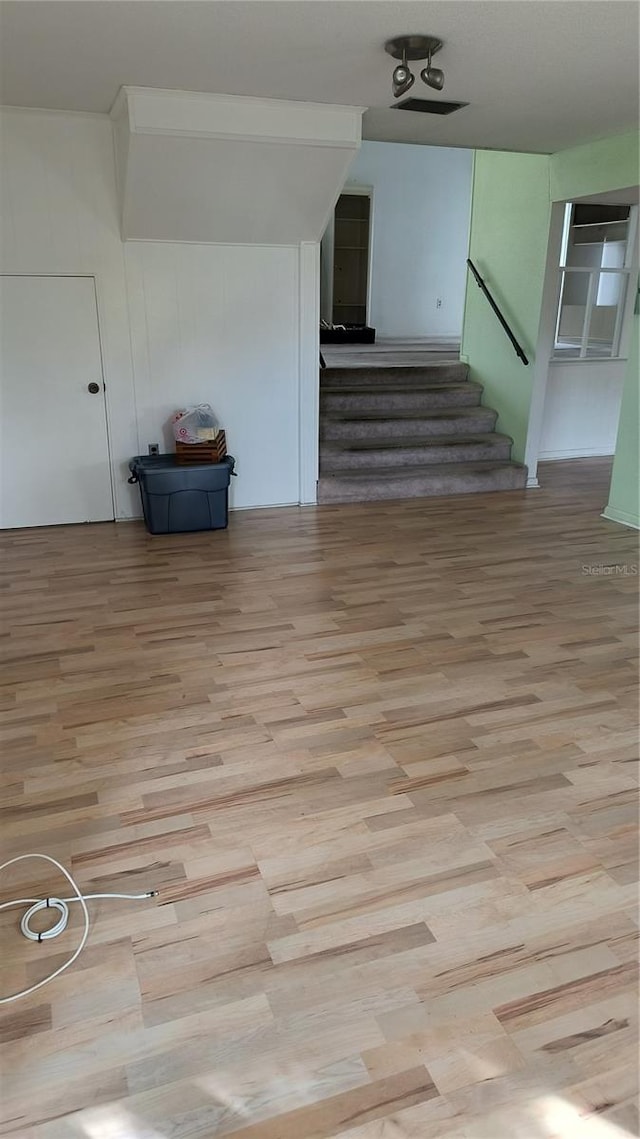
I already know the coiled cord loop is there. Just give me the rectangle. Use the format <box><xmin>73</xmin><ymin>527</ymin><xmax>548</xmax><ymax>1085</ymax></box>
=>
<box><xmin>1</xmin><ymin>853</ymin><xmax>157</xmax><ymax>1003</ymax></box>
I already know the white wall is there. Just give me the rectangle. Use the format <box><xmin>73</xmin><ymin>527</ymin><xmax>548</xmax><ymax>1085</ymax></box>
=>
<box><xmin>539</xmin><ymin>360</ymin><xmax>625</xmax><ymax>459</ymax></box>
<box><xmin>0</xmin><ymin>107</ymin><xmax>318</xmax><ymax>517</ymax></box>
<box><xmin>342</xmin><ymin>140</ymin><xmax>473</xmax><ymax>339</ymax></box>
<box><xmin>125</xmin><ymin>242</ymin><xmax>300</xmax><ymax>508</ymax></box>
<box><xmin>1</xmin><ymin>108</ymin><xmax>139</xmax><ymax>518</ymax></box>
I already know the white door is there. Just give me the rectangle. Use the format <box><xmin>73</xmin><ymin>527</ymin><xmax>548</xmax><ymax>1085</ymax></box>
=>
<box><xmin>1</xmin><ymin>276</ymin><xmax>114</xmax><ymax>528</ymax></box>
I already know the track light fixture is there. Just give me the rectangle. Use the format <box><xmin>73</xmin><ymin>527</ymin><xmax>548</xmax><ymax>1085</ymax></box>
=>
<box><xmin>385</xmin><ymin>35</ymin><xmax>445</xmax><ymax>98</ymax></box>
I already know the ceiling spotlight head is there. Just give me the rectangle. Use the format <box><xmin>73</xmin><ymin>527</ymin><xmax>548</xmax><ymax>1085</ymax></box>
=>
<box><xmin>392</xmin><ymin>56</ymin><xmax>415</xmax><ymax>98</ymax></box>
<box><xmin>421</xmin><ymin>63</ymin><xmax>445</xmax><ymax>91</ymax></box>
<box><xmin>420</xmin><ymin>47</ymin><xmax>445</xmax><ymax>91</ymax></box>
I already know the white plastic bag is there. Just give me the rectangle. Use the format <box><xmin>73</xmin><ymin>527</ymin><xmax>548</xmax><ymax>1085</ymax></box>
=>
<box><xmin>172</xmin><ymin>404</ymin><xmax>220</xmax><ymax>444</ymax></box>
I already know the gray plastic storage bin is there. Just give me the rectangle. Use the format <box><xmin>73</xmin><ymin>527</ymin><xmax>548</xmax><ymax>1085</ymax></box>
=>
<box><xmin>128</xmin><ymin>454</ymin><xmax>235</xmax><ymax>535</ymax></box>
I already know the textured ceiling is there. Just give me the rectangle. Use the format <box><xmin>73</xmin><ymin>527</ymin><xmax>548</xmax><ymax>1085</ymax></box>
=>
<box><xmin>1</xmin><ymin>1</ymin><xmax>638</xmax><ymax>153</ymax></box>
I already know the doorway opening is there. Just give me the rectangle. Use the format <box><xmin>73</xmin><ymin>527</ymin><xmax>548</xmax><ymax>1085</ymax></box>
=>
<box><xmin>319</xmin><ymin>141</ymin><xmax>473</xmax><ymax>370</ymax></box>
<box><xmin>525</xmin><ymin>190</ymin><xmax>639</xmax><ymax>491</ymax></box>
<box><xmin>321</xmin><ymin>187</ymin><xmax>373</xmax><ymax>340</ymax></box>
<box><xmin>553</xmin><ymin>202</ymin><xmax>637</xmax><ymax>360</ymax></box>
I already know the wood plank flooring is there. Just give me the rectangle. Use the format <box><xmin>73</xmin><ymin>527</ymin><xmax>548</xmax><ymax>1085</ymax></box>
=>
<box><xmin>0</xmin><ymin>458</ymin><xmax>638</xmax><ymax>1138</ymax></box>
<box><xmin>321</xmin><ymin>339</ymin><xmax>460</xmax><ymax>369</ymax></box>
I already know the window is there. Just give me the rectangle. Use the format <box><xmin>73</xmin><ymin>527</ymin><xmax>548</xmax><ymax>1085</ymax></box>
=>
<box><xmin>553</xmin><ymin>202</ymin><xmax>638</xmax><ymax>360</ymax></box>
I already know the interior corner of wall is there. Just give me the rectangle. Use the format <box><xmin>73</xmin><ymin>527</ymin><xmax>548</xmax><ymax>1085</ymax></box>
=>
<box><xmin>467</xmin><ymin>150</ymin><xmax>478</xmax><ymax>221</ymax></box>
<box><xmin>602</xmin><ymin>505</ymin><xmax>640</xmax><ymax>531</ymax></box>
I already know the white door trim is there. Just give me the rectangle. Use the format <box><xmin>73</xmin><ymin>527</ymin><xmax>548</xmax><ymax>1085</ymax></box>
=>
<box><xmin>88</xmin><ymin>275</ymin><xmax>118</xmax><ymax>520</ymax></box>
<box><xmin>298</xmin><ymin>242</ymin><xmax>320</xmax><ymax>505</ymax></box>
<box><xmin>523</xmin><ymin>203</ymin><xmax>566</xmax><ymax>487</ymax></box>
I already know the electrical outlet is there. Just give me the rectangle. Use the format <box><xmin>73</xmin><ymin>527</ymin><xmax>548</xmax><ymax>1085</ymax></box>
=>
<box><xmin>436</xmin><ymin>298</ymin><xmax>442</xmax><ymax>308</ymax></box>
<box><xmin>148</xmin><ymin>443</ymin><xmax>160</xmax><ymax>456</ymax></box>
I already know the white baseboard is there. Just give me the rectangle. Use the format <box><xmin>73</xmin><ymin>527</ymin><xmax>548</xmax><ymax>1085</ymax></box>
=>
<box><xmin>230</xmin><ymin>501</ymin><xmax>299</xmax><ymax>512</ymax></box>
<box><xmin>538</xmin><ymin>448</ymin><xmax>615</xmax><ymax>460</ymax></box>
<box><xmin>526</xmin><ymin>476</ymin><xmax>540</xmax><ymax>488</ymax></box>
<box><xmin>601</xmin><ymin>506</ymin><xmax>640</xmax><ymax>530</ymax></box>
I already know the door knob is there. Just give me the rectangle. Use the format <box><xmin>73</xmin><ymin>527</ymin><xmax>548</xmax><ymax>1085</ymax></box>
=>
<box><xmin>88</xmin><ymin>382</ymin><xmax>100</xmax><ymax>394</ymax></box>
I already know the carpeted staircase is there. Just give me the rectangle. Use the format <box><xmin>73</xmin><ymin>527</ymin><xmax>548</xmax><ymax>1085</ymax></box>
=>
<box><xmin>318</xmin><ymin>361</ymin><xmax>527</xmax><ymax>504</ymax></box>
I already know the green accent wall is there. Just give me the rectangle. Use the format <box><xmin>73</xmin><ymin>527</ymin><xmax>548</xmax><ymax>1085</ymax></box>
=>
<box><xmin>550</xmin><ymin>131</ymin><xmax>639</xmax><ymax>203</ymax></box>
<box><xmin>604</xmin><ymin>314</ymin><xmax>640</xmax><ymax>529</ymax></box>
<box><xmin>460</xmin><ymin>151</ymin><xmax>551</xmax><ymax>462</ymax></box>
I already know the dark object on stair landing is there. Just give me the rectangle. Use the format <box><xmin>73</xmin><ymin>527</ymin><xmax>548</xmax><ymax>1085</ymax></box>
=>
<box><xmin>321</xmin><ymin>325</ymin><xmax>376</xmax><ymax>345</ymax></box>
<box><xmin>128</xmin><ymin>454</ymin><xmax>235</xmax><ymax>534</ymax></box>
<box><xmin>318</xmin><ymin>362</ymin><xmax>527</xmax><ymax>504</ymax></box>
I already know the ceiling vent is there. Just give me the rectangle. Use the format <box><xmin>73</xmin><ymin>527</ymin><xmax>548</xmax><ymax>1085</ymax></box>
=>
<box><xmin>392</xmin><ymin>97</ymin><xmax>468</xmax><ymax>116</ymax></box>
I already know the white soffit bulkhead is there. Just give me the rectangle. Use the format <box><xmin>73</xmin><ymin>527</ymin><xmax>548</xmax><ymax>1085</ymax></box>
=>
<box><xmin>110</xmin><ymin>87</ymin><xmax>365</xmax><ymax>244</ymax></box>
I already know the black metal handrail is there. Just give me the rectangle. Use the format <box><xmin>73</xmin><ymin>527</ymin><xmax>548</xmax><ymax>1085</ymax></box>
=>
<box><xmin>466</xmin><ymin>259</ymin><xmax>529</xmax><ymax>366</ymax></box>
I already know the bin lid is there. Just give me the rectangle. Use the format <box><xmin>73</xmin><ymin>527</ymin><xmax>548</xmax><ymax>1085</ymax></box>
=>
<box><xmin>129</xmin><ymin>454</ymin><xmax>234</xmax><ymax>475</ymax></box>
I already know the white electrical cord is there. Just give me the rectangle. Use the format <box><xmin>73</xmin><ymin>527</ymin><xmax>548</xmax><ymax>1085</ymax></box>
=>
<box><xmin>0</xmin><ymin>853</ymin><xmax>157</xmax><ymax>1004</ymax></box>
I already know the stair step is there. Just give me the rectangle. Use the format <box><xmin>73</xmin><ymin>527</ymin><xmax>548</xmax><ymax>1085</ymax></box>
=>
<box><xmin>321</xmin><ymin>406</ymin><xmax>498</xmax><ymax>440</ymax></box>
<box><xmin>320</xmin><ymin>433</ymin><xmax>514</xmax><ymax>471</ymax></box>
<box><xmin>321</xmin><ymin>380</ymin><xmax>471</xmax><ymax>393</ymax></box>
<box><xmin>318</xmin><ymin>461</ymin><xmax>528</xmax><ymax>504</ymax></box>
<box><xmin>317</xmin><ymin>358</ymin><xmax>525</xmax><ymax>505</ymax></box>
<box><xmin>321</xmin><ymin>382</ymin><xmax>482</xmax><ymax>413</ymax></box>
<box><xmin>321</xmin><ymin>363</ymin><xmax>469</xmax><ymax>386</ymax></box>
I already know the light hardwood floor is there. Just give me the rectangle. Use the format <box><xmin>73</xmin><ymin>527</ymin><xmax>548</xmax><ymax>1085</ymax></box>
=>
<box><xmin>1</xmin><ymin>458</ymin><xmax>638</xmax><ymax>1138</ymax></box>
<box><xmin>321</xmin><ymin>339</ymin><xmax>460</xmax><ymax>368</ymax></box>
